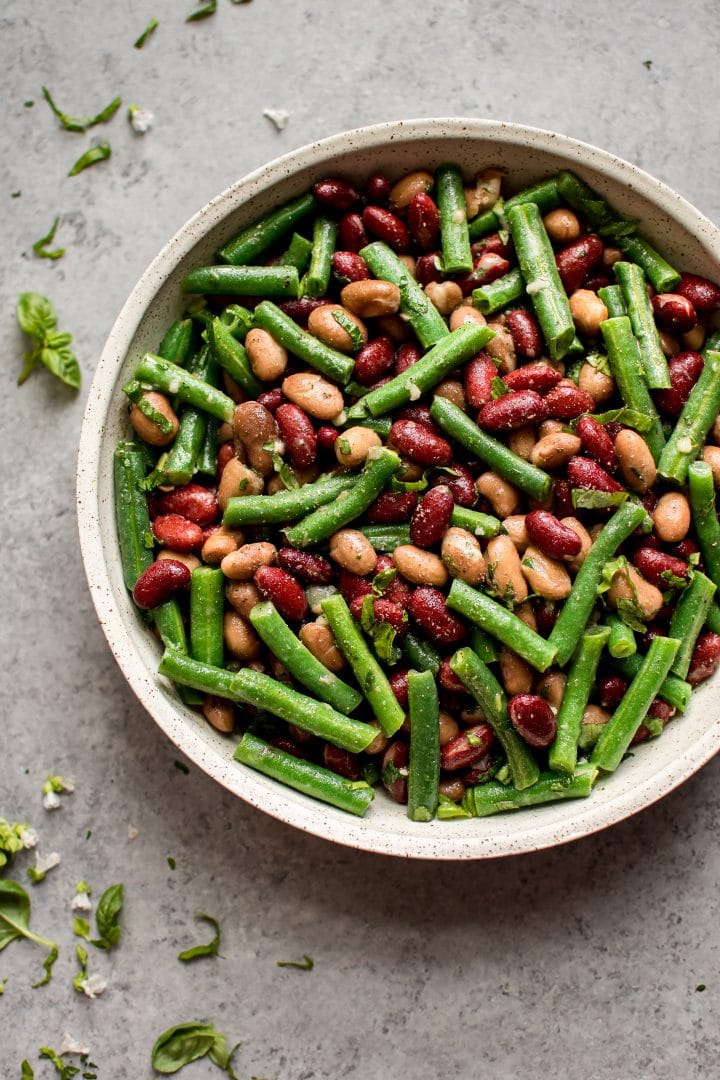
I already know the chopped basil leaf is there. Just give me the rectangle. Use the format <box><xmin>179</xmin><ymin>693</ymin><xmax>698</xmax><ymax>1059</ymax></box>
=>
<box><xmin>21</xmin><ymin>1061</ymin><xmax>34</xmax><ymax>1079</ymax></box>
<box><xmin>90</xmin><ymin>883</ymin><xmax>123</xmax><ymax>950</ymax></box>
<box><xmin>41</xmin><ymin>87</ymin><xmax>121</xmax><ymax>132</ymax></box>
<box><xmin>330</xmin><ymin>309</ymin><xmax>364</xmax><ymax>350</ymax></box>
<box><xmin>32</xmin><ymin>216</ymin><xmax>65</xmax><ymax>260</ymax></box>
<box><xmin>696</xmin><ymin>983</ymin><xmax>706</xmax><ymax>992</ymax></box>
<box><xmin>134</xmin><ymin>18</ymin><xmax>159</xmax><ymax>47</ymax></box>
<box><xmin>490</xmin><ymin>376</ymin><xmax>508</xmax><ymax>399</ymax></box>
<box><xmin>178</xmin><ymin>912</ymin><xmax>221</xmax><ymax>963</ymax></box>
<box><xmin>578</xmin><ymin>406</ymin><xmax>653</xmax><ymax>433</ymax></box>
<box><xmin>360</xmin><ymin>594</ymin><xmax>402</xmax><ymax>664</ymax></box>
<box><xmin>68</xmin><ymin>142</ymin><xmax>111</xmax><ymax>177</ymax></box>
<box><xmin>186</xmin><ymin>0</ymin><xmax>217</xmax><ymax>20</ymax></box>
<box><xmin>72</xmin><ymin>943</ymin><xmax>88</xmax><ymax>992</ymax></box>
<box><xmin>167</xmin><ymin>857</ymin><xmax>176</xmax><ymax>870</ymax></box>
<box><xmin>615</xmin><ymin>596</ymin><xmax>648</xmax><ymax>633</ymax></box>
<box><xmin>437</xmin><ymin>797</ymin><xmax>473</xmax><ymax>820</ymax></box>
<box><xmin>660</xmin><ymin>568</ymin><xmax>689</xmax><ymax>590</ymax></box>
<box><xmin>0</xmin><ymin>819</ymin><xmax>34</xmax><ymax>868</ymax></box>
<box><xmin>151</xmin><ymin>1020</ymin><xmax>233</xmax><ymax>1073</ymax></box>
<box><xmin>643</xmin><ymin>59</ymin><xmax>653</xmax><ymax>70</ymax></box>
<box><xmin>73</xmin><ymin>916</ymin><xmax>91</xmax><ymax>941</ymax></box>
<box><xmin>262</xmin><ymin>440</ymin><xmax>299</xmax><ymax>490</ymax></box>
<box><xmin>586</xmin><ymin>349</ymin><xmax>611</xmax><ymax>377</ymax></box>
<box><xmin>277</xmin><ymin>954</ymin><xmax>314</xmax><ymax>970</ymax></box>
<box><xmin>571</xmin><ymin>489</ymin><xmax>628</xmax><ymax>510</ymax></box>
<box><xmin>31</xmin><ymin>943</ymin><xmax>58</xmax><ymax>988</ymax></box>
<box><xmin>597</xmin><ymin>554</ymin><xmax>628</xmax><ymax>597</ymax></box>
<box><xmin>371</xmin><ymin>568</ymin><xmax>397</xmax><ymax>594</ymax></box>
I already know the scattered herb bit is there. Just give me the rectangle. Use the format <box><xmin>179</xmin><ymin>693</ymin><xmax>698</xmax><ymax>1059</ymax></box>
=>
<box><xmin>72</xmin><ymin>943</ymin><xmax>107</xmax><ymax>999</ymax></box>
<box><xmin>186</xmin><ymin>0</ymin><xmax>217</xmax><ymax>21</ymax></box>
<box><xmin>174</xmin><ymin>760</ymin><xmax>190</xmax><ymax>775</ymax></box>
<box><xmin>31</xmin><ymin>943</ymin><xmax>59</xmax><ymax>988</ymax></box>
<box><xmin>586</xmin><ymin>349</ymin><xmax>612</xmax><ymax>378</ymax></box>
<box><xmin>27</xmin><ymin>851</ymin><xmax>61</xmax><ymax>884</ymax></box>
<box><xmin>12</xmin><ymin>191</ymin><xmax>21</xmax><ymax>198</ymax></box>
<box><xmin>330</xmin><ymin>309</ymin><xmax>363</xmax><ymax>349</ymax></box>
<box><xmin>643</xmin><ymin>59</ymin><xmax>653</xmax><ymax>70</ymax></box>
<box><xmin>0</xmin><ymin>819</ymin><xmax>36</xmax><ymax>868</ymax></box>
<box><xmin>573</xmin><ymin>406</ymin><xmax>652</xmax><ymax>433</ymax></box>
<box><xmin>16</xmin><ymin>292</ymin><xmax>81</xmax><ymax>390</ymax></box>
<box><xmin>597</xmin><ymin>555</ymin><xmax>628</xmax><ymax>597</ymax></box>
<box><xmin>128</xmin><ymin>105</ymin><xmax>154</xmax><ymax>134</ymax></box>
<box><xmin>277</xmin><ymin>954</ymin><xmax>314</xmax><ymax>970</ymax></box>
<box><xmin>178</xmin><ymin>913</ymin><xmax>221</xmax><ymax>963</ymax></box>
<box><xmin>24</xmin><ymin>100</ymin><xmax>34</xmax><ymax>108</ymax></box>
<box><xmin>41</xmin><ymin>87</ymin><xmax>122</xmax><ymax>133</ymax></box>
<box><xmin>167</xmin><ymin>857</ymin><xmax>176</xmax><ymax>871</ymax></box>
<box><xmin>490</xmin><ymin>376</ymin><xmax>508</xmax><ymax>399</ymax></box>
<box><xmin>696</xmin><ymin>983</ymin><xmax>706</xmax><ymax>992</ymax></box>
<box><xmin>134</xmin><ymin>18</ymin><xmax>159</xmax><ymax>47</ymax></box>
<box><xmin>21</xmin><ymin>1061</ymin><xmax>34</xmax><ymax>1079</ymax></box>
<box><xmin>371</xmin><ymin>567</ymin><xmax>397</xmax><ymax>594</ymax></box>
<box><xmin>263</xmin><ymin>440</ymin><xmax>298</xmax><ymax>490</ymax></box>
<box><xmin>73</xmin><ymin>916</ymin><xmax>91</xmax><ymax>941</ymax></box>
<box><xmin>360</xmin><ymin>592</ymin><xmax>402</xmax><ymax>664</ymax></box>
<box><xmin>42</xmin><ymin>774</ymin><xmax>74</xmax><ymax>810</ymax></box>
<box><xmin>0</xmin><ymin>978</ymin><xmax>5</xmax><ymax>993</ymax></box>
<box><xmin>151</xmin><ymin>1020</ymin><xmax>236</xmax><ymax>1074</ymax></box>
<box><xmin>571</xmin><ymin>489</ymin><xmax>628</xmax><ymax>510</ymax></box>
<box><xmin>0</xmin><ymin>880</ymin><xmax>59</xmax><ymax>983</ymax></box>
<box><xmin>85</xmin><ymin>831</ymin><xmax>91</xmax><ymax>841</ymax></box>
<box><xmin>437</xmin><ymin>796</ymin><xmax>473</xmax><ymax>820</ymax></box>
<box><xmin>72</xmin><ymin>943</ymin><xmax>88</xmax><ymax>992</ymax></box>
<box><xmin>32</xmin><ymin>216</ymin><xmax>65</xmax><ymax>260</ymax></box>
<box><xmin>90</xmin><ymin>883</ymin><xmax>123</xmax><ymax>950</ymax></box>
<box><xmin>615</xmin><ymin>596</ymin><xmax>648</xmax><ymax>633</ymax></box>
<box><xmin>68</xmin><ymin>142</ymin><xmax>111</xmax><ymax>177</ymax></box>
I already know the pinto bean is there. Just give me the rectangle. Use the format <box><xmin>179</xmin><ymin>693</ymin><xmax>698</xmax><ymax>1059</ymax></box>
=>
<box><xmin>529</xmin><ymin>432</ymin><xmax>581</xmax><ymax>470</ymax></box>
<box><xmin>485</xmin><ymin>534</ymin><xmax>528</xmax><ymax>604</ymax></box>
<box><xmin>475</xmin><ymin>471</ymin><xmax>520</xmax><ymax>517</ymax></box>
<box><xmin>217</xmin><ymin>458</ymin><xmax>264</xmax><ymax>512</ymax></box>
<box><xmin>615</xmin><ymin>429</ymin><xmax>657</xmax><ymax>494</ymax></box>
<box><xmin>328</xmin><ymin>529</ymin><xmax>378</xmax><ymax>576</ymax></box>
<box><xmin>233</xmin><ymin>401</ymin><xmax>279</xmax><ymax>477</ymax></box>
<box><xmin>393</xmin><ymin>544</ymin><xmax>448</xmax><ymax>587</ymax></box>
<box><xmin>307</xmin><ymin>304</ymin><xmax>367</xmax><ymax>352</ymax></box>
<box><xmin>653</xmin><ymin>492</ymin><xmax>691</xmax><ymax>542</ymax></box>
<box><xmin>282</xmin><ymin>371</ymin><xmax>344</xmax><ymax>420</ymax></box>
<box><xmin>299</xmin><ymin>621</ymin><xmax>346</xmax><ymax>672</ymax></box>
<box><xmin>440</xmin><ymin>527</ymin><xmax>487</xmax><ymax>585</ymax></box>
<box><xmin>521</xmin><ymin>545</ymin><xmax>572</xmax><ymax>600</ymax></box>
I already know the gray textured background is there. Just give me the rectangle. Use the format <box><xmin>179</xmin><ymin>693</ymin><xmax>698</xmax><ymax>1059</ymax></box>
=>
<box><xmin>3</xmin><ymin>1</ymin><xmax>720</xmax><ymax>1076</ymax></box>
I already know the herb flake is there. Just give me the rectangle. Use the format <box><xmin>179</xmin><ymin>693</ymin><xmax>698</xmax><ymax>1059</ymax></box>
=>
<box><xmin>134</xmin><ymin>18</ymin><xmax>159</xmax><ymax>47</ymax></box>
<box><xmin>178</xmin><ymin>913</ymin><xmax>221</xmax><ymax>963</ymax></box>
<box><xmin>68</xmin><ymin>142</ymin><xmax>111</xmax><ymax>177</ymax></box>
<box><xmin>186</xmin><ymin>0</ymin><xmax>217</xmax><ymax>20</ymax></box>
<box><xmin>32</xmin><ymin>216</ymin><xmax>65</xmax><ymax>260</ymax></box>
<box><xmin>277</xmin><ymin>954</ymin><xmax>314</xmax><ymax>970</ymax></box>
<box><xmin>41</xmin><ymin>87</ymin><xmax>121</xmax><ymax>133</ymax></box>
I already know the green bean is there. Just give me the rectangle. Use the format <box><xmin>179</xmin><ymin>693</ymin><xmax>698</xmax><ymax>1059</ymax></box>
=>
<box><xmin>234</xmin><ymin>732</ymin><xmax>374</xmax><ymax>817</ymax></box>
<box><xmin>430</xmin><ymin>396</ymin><xmax>552</xmax><ymax>501</ymax></box>
<box><xmin>436</xmin><ymin>164</ymin><xmax>473</xmax><ymax>273</ymax></box>
<box><xmin>218</xmin><ymin>193</ymin><xmax>316</xmax><ymax>265</ymax></box>
<box><xmin>347</xmin><ymin>324</ymin><xmax>492</xmax><ymax>422</ymax></box>
<box><xmin>159</xmin><ymin>649</ymin><xmax>378</xmax><ymax>753</ymax></box>
<box><xmin>207</xmin><ymin>316</ymin><xmax>263</xmax><ymax>398</ymax></box>
<box><xmin>401</xmin><ymin>631</ymin><xmax>441</xmax><ymax>674</ymax></box>
<box><xmin>507</xmin><ymin>202</ymin><xmax>575</xmax><ymax>361</ymax></box>
<box><xmin>597</xmin><ymin>285</ymin><xmax>627</xmax><ymax>319</ymax></box>
<box><xmin>196</xmin><ymin>417</ymin><xmax>219</xmax><ymax>477</ymax></box>
<box><xmin>153</xmin><ymin>600</ymin><xmax>189</xmax><ymax>656</ymax></box>
<box><xmin>616</xmin><ymin>234</ymin><xmax>681</xmax><ymax>293</ymax></box>
<box><xmin>599</xmin><ymin>317</ymin><xmax>665</xmax><ymax>462</ymax></box>
<box><xmin>301</xmin><ymin>214</ymin><xmax>337</xmax><ymax>297</ymax></box>
<box><xmin>704</xmin><ymin>602</ymin><xmax>720</xmax><ymax>635</ymax></box>
<box><xmin>470</xmin><ymin>627</ymin><xmax>499</xmax><ymax>664</ymax></box>
<box><xmin>321</xmin><ymin>593</ymin><xmax>405</xmax><ymax>737</ymax></box>
<box><xmin>548</xmin><ymin>626</ymin><xmax>610</xmax><ymax>776</ymax></box>
<box><xmin>223</xmin><ymin>473</ymin><xmax>356</xmax><ymax>527</ymax></box>
<box><xmin>162</xmin><ymin>347</ymin><xmax>218</xmax><ymax>485</ymax></box>
<box><xmin>606</xmin><ymin>613</ymin><xmax>636</xmax><ymax>659</ymax></box>
<box><xmin>284</xmin><ymin>449</ymin><xmax>401</xmax><ymax>548</ymax></box>
<box><xmin>658</xmin><ymin>351</ymin><xmax>720</xmax><ymax>484</ymax></box>
<box><xmin>446</xmin><ymin>580</ymin><xmax>557</xmax><ymax>672</ymax></box>
<box><xmin>279</xmin><ymin>232</ymin><xmax>314</xmax><ymax>274</ymax></box>
<box><xmin>359</xmin><ymin>241</ymin><xmax>449</xmax><ymax>349</ymax></box>
<box><xmin>467</xmin><ymin>177</ymin><xmax>561</xmax><ymax>241</ymax></box>
<box><xmin>182</xmin><ymin>264</ymin><xmax>299</xmax><ymax>298</ymax></box>
<box><xmin>450</xmin><ymin>647</ymin><xmax>539</xmax><ymax>789</ymax></box>
<box><xmin>133</xmin><ymin>355</ymin><xmax>235</xmax><ymax>422</ymax></box>
<box><xmin>189</xmin><ymin>567</ymin><xmax>224</xmax><ymax>667</ymax></box>
<box><xmin>466</xmin><ymin>763</ymin><xmax>597</xmax><ymax>817</ymax></box>
<box><xmin>114</xmin><ymin>441</ymin><xmax>155</xmax><ymax>591</ymax></box>
<box><xmin>359</xmin><ymin>524</ymin><xmax>412</xmax><ymax>552</ymax></box>
<box><xmin>590</xmin><ymin>636</ymin><xmax>680</xmax><ymax>772</ymax></box>
<box><xmin>407</xmin><ymin>670</ymin><xmax>441</xmax><ymax>822</ymax></box>
<box><xmin>667</xmin><ymin>571</ymin><xmax>717</xmax><ymax>679</ymax></box>
<box><xmin>612</xmin><ymin>653</ymin><xmax>691</xmax><ymax>713</ymax></box>
<box><xmin>472</xmin><ymin>268</ymin><xmax>525</xmax><ymax>316</ymax></box>
<box><xmin>613</xmin><ymin>261</ymin><xmax>670</xmax><ymax>389</ymax></box>
<box><xmin>158</xmin><ymin>318</ymin><xmax>194</xmax><ymax>367</ymax></box>
<box><xmin>253</xmin><ymin>300</ymin><xmax>355</xmax><ymax>385</ymax></box>
<box><xmin>350</xmin><ymin>417</ymin><xmax>392</xmax><ymax>438</ymax></box>
<box><xmin>547</xmin><ymin>500</ymin><xmax>648</xmax><ymax>666</ymax></box>
<box><xmin>555</xmin><ymin>170</ymin><xmax>631</xmax><ymax>238</ymax></box>
<box><xmin>449</xmin><ymin>506</ymin><xmax>502</xmax><ymax>538</ymax></box>
<box><xmin>249</xmin><ymin>601</ymin><xmax>363</xmax><ymax>714</ymax></box>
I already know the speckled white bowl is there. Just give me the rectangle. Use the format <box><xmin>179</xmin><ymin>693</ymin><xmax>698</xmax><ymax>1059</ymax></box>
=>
<box><xmin>77</xmin><ymin>118</ymin><xmax>720</xmax><ymax>859</ymax></box>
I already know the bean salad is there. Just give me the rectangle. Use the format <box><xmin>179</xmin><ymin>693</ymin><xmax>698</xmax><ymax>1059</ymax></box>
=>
<box><xmin>115</xmin><ymin>162</ymin><xmax>720</xmax><ymax>823</ymax></box>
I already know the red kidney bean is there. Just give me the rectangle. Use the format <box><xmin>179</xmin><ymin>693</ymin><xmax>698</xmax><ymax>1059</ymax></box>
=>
<box><xmin>604</xmin><ymin>421</ymin><xmax>624</xmax><ymax>440</ymax></box>
<box><xmin>535</xmin><ymin>599</ymin><xmax>559</xmax><ymax>636</ymax></box>
<box><xmin>555</xmin><ymin>234</ymin><xmax>604</xmax><ymax>293</ymax></box>
<box><xmin>216</xmin><ymin>442</ymin><xmax>235</xmax><ymax>479</ymax></box>
<box><xmin>651</xmin><ymin>293</ymin><xmax>697</xmax><ymax>334</ymax></box>
<box><xmin>505</xmin><ymin>309</ymin><xmax>543</xmax><ymax>359</ymax></box>
<box><xmin>567</xmin><ymin>456</ymin><xmax>625</xmax><ymax>493</ymax></box>
<box><xmin>410</xmin><ymin>485</ymin><xmax>454</xmax><ymax>548</ymax></box>
<box><xmin>353</xmin><ymin>335</ymin><xmax>395</xmax><ymax>385</ymax></box>
<box><xmin>270</xmin><ymin>735</ymin><xmax>307</xmax><ymax>759</ymax></box>
<box><xmin>575</xmin><ymin>415</ymin><xmax>619</xmax><ymax>473</ymax></box>
<box><xmin>409</xmin><ymin>586</ymin><xmax>466</xmax><ymax>645</ymax></box>
<box><xmin>316</xmin><ymin>425</ymin><xmax>339</xmax><ymax>450</ymax></box>
<box><xmin>152</xmin><ymin>514</ymin><xmax>204</xmax><ymax>552</ymax></box>
<box><xmin>366</xmin><ymin>490</ymin><xmax>418</xmax><ymax>523</ymax></box>
<box><xmin>438</xmin><ymin>657</ymin><xmax>467</xmax><ymax>694</ymax></box>
<box><xmin>598</xmin><ymin>674</ymin><xmax>628</xmax><ymax>710</ymax></box>
<box><xmin>688</xmin><ymin>632</ymin><xmax>720</xmax><ymax>685</ymax></box>
<box><xmin>508</xmin><ymin>694</ymin><xmax>557</xmax><ymax>748</ymax></box>
<box><xmin>254</xmin><ymin>565</ymin><xmax>307</xmax><ymax>621</ymax></box>
<box><xmin>275</xmin><ymin>403</ymin><xmax>317</xmax><ymax>469</ymax></box>
<box><xmin>672</xmin><ymin>538</ymin><xmax>701</xmax><ymax>561</ymax></box>
<box><xmin>544</xmin><ymin>382</ymin><xmax>595</xmax><ymax>420</ymax></box>
<box><xmin>146</xmin><ymin>492</ymin><xmax>161</xmax><ymax>520</ymax></box>
<box><xmin>338</xmin><ymin>212</ymin><xmax>368</xmax><ymax>252</ymax></box>
<box><xmin>632</xmin><ymin>547</ymin><xmax>689</xmax><ymax>589</ymax></box>
<box><xmin>503</xmin><ymin>363</ymin><xmax>563</xmax><ymax>393</ymax></box>
<box><xmin>374</xmin><ymin>555</ymin><xmax>413</xmax><ymax>606</ymax></box>
<box><xmin>462</xmin><ymin>754</ymin><xmax>497</xmax><ymax>785</ymax></box>
<box><xmin>583</xmin><ymin>271</ymin><xmax>614</xmax><ymax>293</ymax></box>
<box><xmin>323</xmin><ymin>743</ymin><xmax>362</xmax><ymax>780</ymax></box>
<box><xmin>257</xmin><ymin>388</ymin><xmax>285</xmax><ymax>413</ymax></box>
<box><xmin>362</xmin><ymin>206</ymin><xmax>410</xmax><ymax>254</ymax></box>
<box><xmin>338</xmin><ymin>568</ymin><xmax>374</xmax><ymax>608</ymax></box>
<box><xmin>390</xmin><ymin>420</ymin><xmax>453</xmax><ymax>466</ymax></box>
<box><xmin>366</xmin><ymin>172</ymin><xmax>391</xmax><ymax>203</ymax></box>
<box><xmin>371</xmin><ymin>597</ymin><xmax>408</xmax><ymax>635</ymax></box>
<box><xmin>441</xmin><ymin>724</ymin><xmax>494</xmax><ymax>771</ymax></box>
<box><xmin>389</xmin><ymin>668</ymin><xmax>410</xmax><ymax>707</ymax></box>
<box><xmin>464</xmin><ymin>352</ymin><xmax>497</xmax><ymax>409</ymax></box>
<box><xmin>332</xmin><ymin>250</ymin><xmax>370</xmax><ymax>283</ymax></box>
<box><xmin>394</xmin><ymin>343</ymin><xmax>422</xmax><ymax>375</ymax></box>
<box><xmin>397</xmin><ymin>404</ymin><xmax>438</xmax><ymax>432</ymax></box>
<box><xmin>313</xmin><ymin>177</ymin><xmax>361</xmax><ymax>211</ymax></box>
<box><xmin>415</xmin><ymin>253</ymin><xmax>444</xmax><ymax>285</ymax></box>
<box><xmin>279</xmin><ymin>297</ymin><xmax>327</xmax><ymax>326</ymax></box>
<box><xmin>654</xmin><ymin>351</ymin><xmax>704</xmax><ymax>417</ymax></box>
<box><xmin>552</xmin><ymin>478</ymin><xmax>575</xmax><ymax>518</ymax></box>
<box><xmin>525</xmin><ymin>509</ymin><xmax>582</xmax><ymax>559</ymax></box>
<box><xmin>157</xmin><ymin>484</ymin><xmax>219</xmax><ymax>526</ymax></box>
<box><xmin>676</xmin><ymin>272</ymin><xmax>720</xmax><ymax>312</ymax></box>
<box><xmin>276</xmin><ymin>548</ymin><xmax>334</xmax><ymax>585</ymax></box>
<box><xmin>407</xmin><ymin>192</ymin><xmax>440</xmax><ymax>251</ymax></box>
<box><xmin>458</xmin><ymin>251</ymin><xmax>510</xmax><ymax>296</ymax></box>
<box><xmin>433</xmin><ymin>462</ymin><xmax>477</xmax><ymax>508</ymax></box>
<box><xmin>472</xmin><ymin>232</ymin><xmax>513</xmax><ymax>260</ymax></box>
<box><xmin>477</xmin><ymin>389</ymin><xmax>548</xmax><ymax>432</ymax></box>
<box><xmin>382</xmin><ymin>741</ymin><xmax>409</xmax><ymax>803</ymax></box>
<box><xmin>648</xmin><ymin>698</ymin><xmax>673</xmax><ymax>723</ymax></box>
<box><xmin>133</xmin><ymin>558</ymin><xmax>190</xmax><ymax>609</ymax></box>
<box><xmin>640</xmin><ymin>623</ymin><xmax>666</xmax><ymax>652</ymax></box>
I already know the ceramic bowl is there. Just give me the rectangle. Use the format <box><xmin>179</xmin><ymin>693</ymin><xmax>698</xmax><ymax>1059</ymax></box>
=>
<box><xmin>77</xmin><ymin>118</ymin><xmax>720</xmax><ymax>859</ymax></box>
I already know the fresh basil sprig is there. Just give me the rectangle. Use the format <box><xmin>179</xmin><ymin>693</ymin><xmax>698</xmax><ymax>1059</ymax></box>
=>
<box><xmin>0</xmin><ymin>880</ymin><xmax>59</xmax><ymax>985</ymax></box>
<box><xmin>16</xmin><ymin>292</ymin><xmax>80</xmax><ymax>390</ymax></box>
<box><xmin>178</xmin><ymin>912</ymin><xmax>221</xmax><ymax>963</ymax></box>
<box><xmin>41</xmin><ymin>87</ymin><xmax>121</xmax><ymax>132</ymax></box>
<box><xmin>32</xmin><ymin>216</ymin><xmax>65</xmax><ymax>260</ymax></box>
<box><xmin>151</xmin><ymin>1021</ymin><xmax>240</xmax><ymax>1075</ymax></box>
<box><xmin>68</xmin><ymin>142</ymin><xmax>111</xmax><ymax>177</ymax></box>
<box><xmin>90</xmin><ymin>883</ymin><xmax>123</xmax><ymax>950</ymax></box>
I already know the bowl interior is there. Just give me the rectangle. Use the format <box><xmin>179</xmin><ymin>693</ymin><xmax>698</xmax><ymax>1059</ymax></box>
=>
<box><xmin>77</xmin><ymin>119</ymin><xmax>720</xmax><ymax>859</ymax></box>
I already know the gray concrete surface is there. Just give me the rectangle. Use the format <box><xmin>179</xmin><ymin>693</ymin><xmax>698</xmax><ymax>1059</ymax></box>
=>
<box><xmin>3</xmin><ymin>1</ymin><xmax>720</xmax><ymax>1075</ymax></box>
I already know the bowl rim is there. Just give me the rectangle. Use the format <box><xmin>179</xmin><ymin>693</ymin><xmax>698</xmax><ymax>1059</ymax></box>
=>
<box><xmin>77</xmin><ymin>116</ymin><xmax>720</xmax><ymax>860</ymax></box>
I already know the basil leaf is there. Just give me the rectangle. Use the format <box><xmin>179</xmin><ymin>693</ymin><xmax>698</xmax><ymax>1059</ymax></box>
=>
<box><xmin>597</xmin><ymin>554</ymin><xmax>628</xmax><ymax>597</ymax></box>
<box><xmin>17</xmin><ymin>292</ymin><xmax>57</xmax><ymax>341</ymax></box>
<box><xmin>21</xmin><ymin>1061</ymin><xmax>34</xmax><ymax>1079</ymax></box>
<box><xmin>578</xmin><ymin>406</ymin><xmax>653</xmax><ymax>434</ymax></box>
<box><xmin>134</xmin><ymin>18</ymin><xmax>159</xmax><ymax>47</ymax></box>
<box><xmin>490</xmin><ymin>376</ymin><xmax>508</xmax><ymax>399</ymax></box>
<box><xmin>571</xmin><ymin>489</ymin><xmax>628</xmax><ymax>510</ymax></box>
<box><xmin>330</xmin><ymin>309</ymin><xmax>364</xmax><ymax>351</ymax></box>
<box><xmin>178</xmin><ymin>912</ymin><xmax>221</xmax><ymax>963</ymax></box>
<box><xmin>616</xmin><ymin>596</ymin><xmax>648</xmax><ymax>633</ymax></box>
<box><xmin>371</xmin><ymin>568</ymin><xmax>397</xmax><ymax>594</ymax></box>
<box><xmin>0</xmin><ymin>881</ymin><xmax>58</xmax><ymax>982</ymax></box>
<box><xmin>40</xmin><ymin>344</ymin><xmax>81</xmax><ymax>390</ymax></box>
<box><xmin>41</xmin><ymin>87</ymin><xmax>122</xmax><ymax>132</ymax></box>
<box><xmin>31</xmin><ymin>943</ymin><xmax>58</xmax><ymax>988</ymax></box>
<box><xmin>586</xmin><ymin>349</ymin><xmax>611</xmax><ymax>377</ymax></box>
<box><xmin>91</xmin><ymin>883</ymin><xmax>123</xmax><ymax>950</ymax></box>
<box><xmin>437</xmin><ymin>797</ymin><xmax>473</xmax><ymax>820</ymax></box>
<box><xmin>186</xmin><ymin>0</ymin><xmax>217</xmax><ymax>20</ymax></box>
<box><xmin>32</xmin><ymin>215</ymin><xmax>65</xmax><ymax>260</ymax></box>
<box><xmin>73</xmin><ymin>916</ymin><xmax>92</xmax><ymax>940</ymax></box>
<box><xmin>151</xmin><ymin>1021</ymin><xmax>225</xmax><ymax>1073</ymax></box>
<box><xmin>277</xmin><ymin>954</ymin><xmax>314</xmax><ymax>970</ymax></box>
<box><xmin>360</xmin><ymin>594</ymin><xmax>401</xmax><ymax>664</ymax></box>
<box><xmin>68</xmin><ymin>142</ymin><xmax>111</xmax><ymax>177</ymax></box>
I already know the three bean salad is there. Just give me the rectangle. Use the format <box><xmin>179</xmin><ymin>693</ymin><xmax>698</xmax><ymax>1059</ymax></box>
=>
<box><xmin>115</xmin><ymin>162</ymin><xmax>720</xmax><ymax>823</ymax></box>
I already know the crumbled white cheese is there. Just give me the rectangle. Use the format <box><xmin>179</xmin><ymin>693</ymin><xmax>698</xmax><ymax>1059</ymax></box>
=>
<box><xmin>366</xmin><ymin>445</ymin><xmax>385</xmax><ymax>460</ymax></box>
<box><xmin>406</xmin><ymin>381</ymin><xmax>422</xmax><ymax>402</ymax></box>
<box><xmin>59</xmin><ymin>1034</ymin><xmax>91</xmax><ymax>1056</ymax></box>
<box><xmin>167</xmin><ymin>379</ymin><xmax>180</xmax><ymax>394</ymax></box>
<box><xmin>43</xmin><ymin>790</ymin><xmax>61</xmax><ymax>811</ymax></box>
<box><xmin>451</xmin><ymin>208</ymin><xmax>466</xmax><ymax>224</ymax></box>
<box><xmin>77</xmin><ymin>974</ymin><xmax>107</xmax><ymax>999</ymax></box>
<box><xmin>128</xmin><ymin>105</ymin><xmax>154</xmax><ymax>134</ymax></box>
<box><xmin>677</xmin><ymin>437</ymin><xmax>694</xmax><ymax>454</ymax></box>
<box><xmin>71</xmin><ymin>891</ymin><xmax>93</xmax><ymax>913</ymax></box>
<box><xmin>306</xmin><ymin>585</ymin><xmax>338</xmax><ymax>614</ymax></box>
<box><xmin>332</xmin><ymin>410</ymin><xmax>347</xmax><ymax>427</ymax></box>
<box><xmin>127</xmin><ymin>824</ymin><xmax>139</xmax><ymax>840</ymax></box>
<box><xmin>34</xmin><ymin>851</ymin><xmax>61</xmax><ymax>876</ymax></box>
<box><xmin>263</xmin><ymin>108</ymin><xmax>289</xmax><ymax>132</ymax></box>
<box><xmin>20</xmin><ymin>827</ymin><xmax>38</xmax><ymax>849</ymax></box>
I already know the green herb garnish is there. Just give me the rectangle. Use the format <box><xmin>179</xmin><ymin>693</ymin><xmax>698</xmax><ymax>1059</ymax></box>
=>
<box><xmin>0</xmin><ymin>880</ymin><xmax>59</xmax><ymax>985</ymax></box>
<box><xmin>151</xmin><ymin>1020</ymin><xmax>238</xmax><ymax>1074</ymax></box>
<box><xmin>0</xmin><ymin>819</ymin><xmax>34</xmax><ymax>868</ymax></box>
<box><xmin>134</xmin><ymin>18</ymin><xmax>159</xmax><ymax>47</ymax></box>
<box><xmin>571</xmin><ymin>489</ymin><xmax>628</xmax><ymax>510</ymax></box>
<box><xmin>178</xmin><ymin>913</ymin><xmax>221</xmax><ymax>962</ymax></box>
<box><xmin>360</xmin><ymin>593</ymin><xmax>402</xmax><ymax>664</ymax></box>
<box><xmin>186</xmin><ymin>0</ymin><xmax>217</xmax><ymax>20</ymax></box>
<box><xmin>90</xmin><ymin>883</ymin><xmax>123</xmax><ymax>950</ymax></box>
<box><xmin>41</xmin><ymin>87</ymin><xmax>121</xmax><ymax>132</ymax></box>
<box><xmin>330</xmin><ymin>309</ymin><xmax>364</xmax><ymax>350</ymax></box>
<box><xmin>277</xmin><ymin>954</ymin><xmax>314</xmax><ymax>970</ymax></box>
<box><xmin>490</xmin><ymin>376</ymin><xmax>508</xmax><ymax>399</ymax></box>
<box><xmin>16</xmin><ymin>292</ymin><xmax>80</xmax><ymax>389</ymax></box>
<box><xmin>68</xmin><ymin>142</ymin><xmax>111</xmax><ymax>177</ymax></box>
<box><xmin>32</xmin><ymin>216</ymin><xmax>65</xmax><ymax>260</ymax></box>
